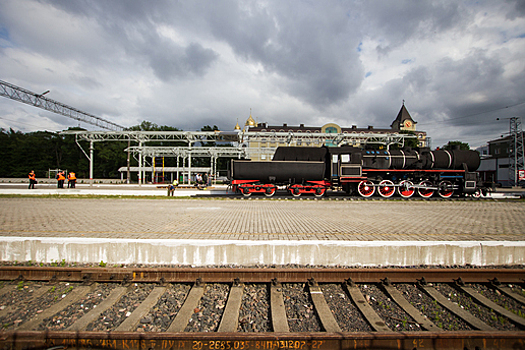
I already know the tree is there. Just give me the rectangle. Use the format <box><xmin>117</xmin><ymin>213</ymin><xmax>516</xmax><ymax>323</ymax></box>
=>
<box><xmin>387</xmin><ymin>130</ymin><xmax>418</xmax><ymax>150</ymax></box>
<box><xmin>442</xmin><ymin>141</ymin><xmax>470</xmax><ymax>151</ymax></box>
<box><xmin>201</xmin><ymin>125</ymin><xmax>219</xmax><ymax>132</ymax></box>
<box><xmin>128</xmin><ymin>121</ymin><xmax>181</xmax><ymax>132</ymax></box>
<box><xmin>0</xmin><ymin>122</ymin><xmax>233</xmax><ymax>179</ymax></box>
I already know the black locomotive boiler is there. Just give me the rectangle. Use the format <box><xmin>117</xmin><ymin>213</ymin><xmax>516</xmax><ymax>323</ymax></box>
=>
<box><xmin>229</xmin><ymin>145</ymin><xmax>484</xmax><ymax>198</ymax></box>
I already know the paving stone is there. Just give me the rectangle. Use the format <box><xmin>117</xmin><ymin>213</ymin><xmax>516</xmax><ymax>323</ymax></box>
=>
<box><xmin>0</xmin><ymin>198</ymin><xmax>524</xmax><ymax>241</ymax></box>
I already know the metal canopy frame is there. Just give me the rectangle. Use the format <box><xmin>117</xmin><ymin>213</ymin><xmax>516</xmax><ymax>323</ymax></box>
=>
<box><xmin>60</xmin><ymin>130</ymin><xmax>240</xmax><ymax>144</ymax></box>
<box><xmin>126</xmin><ymin>146</ymin><xmax>246</xmax><ymax>185</ymax></box>
<box><xmin>61</xmin><ymin>130</ymin><xmax>416</xmax><ymax>146</ymax></box>
<box><xmin>240</xmin><ymin>130</ymin><xmax>414</xmax><ymax>146</ymax></box>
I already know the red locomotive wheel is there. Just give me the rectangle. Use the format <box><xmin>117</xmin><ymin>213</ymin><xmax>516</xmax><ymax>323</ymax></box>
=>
<box><xmin>290</xmin><ymin>186</ymin><xmax>302</xmax><ymax>198</ymax></box>
<box><xmin>264</xmin><ymin>186</ymin><xmax>277</xmax><ymax>197</ymax></box>
<box><xmin>438</xmin><ymin>180</ymin><xmax>454</xmax><ymax>198</ymax></box>
<box><xmin>397</xmin><ymin>180</ymin><xmax>415</xmax><ymax>198</ymax></box>
<box><xmin>418</xmin><ymin>180</ymin><xmax>434</xmax><ymax>198</ymax></box>
<box><xmin>357</xmin><ymin>180</ymin><xmax>375</xmax><ymax>198</ymax></box>
<box><xmin>378</xmin><ymin>180</ymin><xmax>395</xmax><ymax>198</ymax></box>
<box><xmin>314</xmin><ymin>186</ymin><xmax>326</xmax><ymax>198</ymax></box>
<box><xmin>241</xmin><ymin>187</ymin><xmax>252</xmax><ymax>197</ymax></box>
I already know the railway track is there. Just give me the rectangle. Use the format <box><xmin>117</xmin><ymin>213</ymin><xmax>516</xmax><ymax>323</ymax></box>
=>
<box><xmin>0</xmin><ymin>267</ymin><xmax>524</xmax><ymax>350</ymax></box>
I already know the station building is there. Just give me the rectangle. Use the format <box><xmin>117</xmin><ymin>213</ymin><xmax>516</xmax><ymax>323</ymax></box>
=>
<box><xmin>235</xmin><ymin>104</ymin><xmax>428</xmax><ymax>161</ymax></box>
<box><xmin>477</xmin><ymin>133</ymin><xmax>525</xmax><ymax>186</ymax></box>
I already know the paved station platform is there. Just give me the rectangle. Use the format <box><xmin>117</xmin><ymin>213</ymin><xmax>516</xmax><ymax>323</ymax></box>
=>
<box><xmin>0</xmin><ymin>184</ymin><xmax>524</xmax><ymax>267</ymax></box>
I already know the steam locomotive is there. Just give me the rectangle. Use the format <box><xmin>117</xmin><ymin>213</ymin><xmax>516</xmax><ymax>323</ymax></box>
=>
<box><xmin>228</xmin><ymin>145</ymin><xmax>485</xmax><ymax>198</ymax></box>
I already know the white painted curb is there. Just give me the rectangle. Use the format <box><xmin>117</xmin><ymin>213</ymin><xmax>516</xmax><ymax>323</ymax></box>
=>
<box><xmin>1</xmin><ymin>237</ymin><xmax>524</xmax><ymax>267</ymax></box>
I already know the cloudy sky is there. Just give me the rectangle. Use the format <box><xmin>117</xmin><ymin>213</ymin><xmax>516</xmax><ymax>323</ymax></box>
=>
<box><xmin>1</xmin><ymin>0</ymin><xmax>524</xmax><ymax>149</ymax></box>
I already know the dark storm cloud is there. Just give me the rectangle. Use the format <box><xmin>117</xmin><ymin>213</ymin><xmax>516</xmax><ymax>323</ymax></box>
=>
<box><xmin>358</xmin><ymin>1</ymin><xmax>462</xmax><ymax>54</ymax></box>
<box><xmin>147</xmin><ymin>41</ymin><xmax>218</xmax><ymax>81</ymax></box>
<box><xmin>393</xmin><ymin>49</ymin><xmax>525</xmax><ymax>147</ymax></box>
<box><xmin>39</xmin><ymin>0</ymin><xmax>219</xmax><ymax>80</ymax></box>
<box><xmin>505</xmin><ymin>0</ymin><xmax>525</xmax><ymax>19</ymax></box>
<box><xmin>203</xmin><ymin>1</ymin><xmax>365</xmax><ymax>107</ymax></box>
<box><xmin>402</xmin><ymin>49</ymin><xmax>524</xmax><ymax>121</ymax></box>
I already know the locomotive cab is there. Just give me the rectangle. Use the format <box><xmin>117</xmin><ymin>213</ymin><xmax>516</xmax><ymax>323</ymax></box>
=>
<box><xmin>326</xmin><ymin>147</ymin><xmax>363</xmax><ymax>185</ymax></box>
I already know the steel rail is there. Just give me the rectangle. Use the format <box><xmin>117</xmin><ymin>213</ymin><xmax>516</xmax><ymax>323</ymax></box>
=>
<box><xmin>0</xmin><ymin>266</ymin><xmax>523</xmax><ymax>283</ymax></box>
<box><xmin>1</xmin><ymin>330</ymin><xmax>524</xmax><ymax>350</ymax></box>
<box><xmin>1</xmin><ymin>267</ymin><xmax>524</xmax><ymax>350</ymax></box>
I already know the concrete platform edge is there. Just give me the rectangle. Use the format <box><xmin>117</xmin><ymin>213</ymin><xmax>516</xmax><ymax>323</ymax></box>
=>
<box><xmin>1</xmin><ymin>237</ymin><xmax>524</xmax><ymax>267</ymax></box>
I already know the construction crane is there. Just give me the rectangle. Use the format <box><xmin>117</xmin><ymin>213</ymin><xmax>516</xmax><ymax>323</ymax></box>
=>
<box><xmin>0</xmin><ymin>79</ymin><xmax>125</xmax><ymax>131</ymax></box>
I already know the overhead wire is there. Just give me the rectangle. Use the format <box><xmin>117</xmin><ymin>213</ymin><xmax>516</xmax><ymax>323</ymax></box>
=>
<box><xmin>416</xmin><ymin>100</ymin><xmax>525</xmax><ymax>127</ymax></box>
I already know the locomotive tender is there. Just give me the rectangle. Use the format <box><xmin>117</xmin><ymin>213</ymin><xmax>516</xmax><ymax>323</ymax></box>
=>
<box><xmin>229</xmin><ymin>145</ymin><xmax>484</xmax><ymax>198</ymax></box>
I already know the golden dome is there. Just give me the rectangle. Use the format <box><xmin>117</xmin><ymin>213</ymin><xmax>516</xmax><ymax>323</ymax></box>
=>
<box><xmin>234</xmin><ymin>121</ymin><xmax>241</xmax><ymax>130</ymax></box>
<box><xmin>245</xmin><ymin>115</ymin><xmax>256</xmax><ymax>127</ymax></box>
<box><xmin>245</xmin><ymin>109</ymin><xmax>257</xmax><ymax>127</ymax></box>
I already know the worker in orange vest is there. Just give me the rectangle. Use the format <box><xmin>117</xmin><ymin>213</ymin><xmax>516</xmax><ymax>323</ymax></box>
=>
<box><xmin>57</xmin><ymin>171</ymin><xmax>66</xmax><ymax>188</ymax></box>
<box><xmin>28</xmin><ymin>170</ymin><xmax>37</xmax><ymax>189</ymax></box>
<box><xmin>67</xmin><ymin>172</ymin><xmax>77</xmax><ymax>188</ymax></box>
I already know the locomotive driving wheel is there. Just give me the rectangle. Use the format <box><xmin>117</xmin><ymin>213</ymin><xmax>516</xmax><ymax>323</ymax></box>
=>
<box><xmin>378</xmin><ymin>180</ymin><xmax>395</xmax><ymax>198</ymax></box>
<box><xmin>290</xmin><ymin>185</ymin><xmax>302</xmax><ymax>197</ymax></box>
<box><xmin>418</xmin><ymin>180</ymin><xmax>434</xmax><ymax>198</ymax></box>
<box><xmin>357</xmin><ymin>180</ymin><xmax>375</xmax><ymax>198</ymax></box>
<box><xmin>313</xmin><ymin>186</ymin><xmax>326</xmax><ymax>198</ymax></box>
<box><xmin>241</xmin><ymin>186</ymin><xmax>252</xmax><ymax>197</ymax></box>
<box><xmin>397</xmin><ymin>180</ymin><xmax>415</xmax><ymax>198</ymax></box>
<box><xmin>437</xmin><ymin>180</ymin><xmax>454</xmax><ymax>198</ymax></box>
<box><xmin>264</xmin><ymin>185</ymin><xmax>277</xmax><ymax>197</ymax></box>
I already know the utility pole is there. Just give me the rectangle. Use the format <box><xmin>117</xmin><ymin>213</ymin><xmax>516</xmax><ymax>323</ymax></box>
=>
<box><xmin>509</xmin><ymin>117</ymin><xmax>524</xmax><ymax>186</ymax></box>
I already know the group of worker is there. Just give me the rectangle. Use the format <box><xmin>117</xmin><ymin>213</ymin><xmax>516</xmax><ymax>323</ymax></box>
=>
<box><xmin>27</xmin><ymin>170</ymin><xmax>77</xmax><ymax>189</ymax></box>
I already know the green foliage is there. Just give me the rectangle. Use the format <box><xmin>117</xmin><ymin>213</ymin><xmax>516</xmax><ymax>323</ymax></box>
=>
<box><xmin>201</xmin><ymin>125</ymin><xmax>219</xmax><ymax>131</ymax></box>
<box><xmin>441</xmin><ymin>140</ymin><xmax>470</xmax><ymax>151</ymax></box>
<box><xmin>0</xmin><ymin>127</ymin><xmax>89</xmax><ymax>178</ymax></box>
<box><xmin>128</xmin><ymin>120</ymin><xmax>180</xmax><ymax>132</ymax></box>
<box><xmin>387</xmin><ymin>130</ymin><xmax>418</xmax><ymax>149</ymax></box>
<box><xmin>0</xmin><ymin>121</ymin><xmax>233</xmax><ymax>180</ymax></box>
<box><xmin>399</xmin><ymin>130</ymin><xmax>419</xmax><ymax>149</ymax></box>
